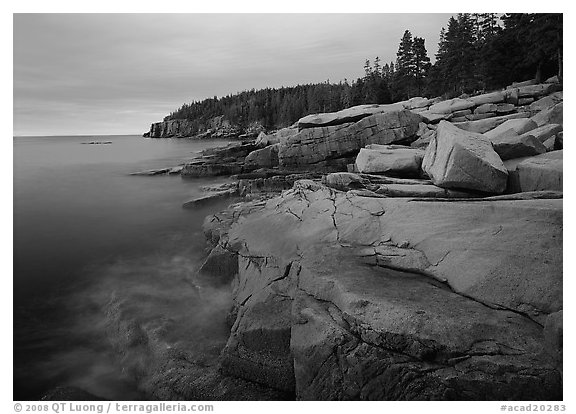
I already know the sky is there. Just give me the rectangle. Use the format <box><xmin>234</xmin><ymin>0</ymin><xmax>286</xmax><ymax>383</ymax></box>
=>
<box><xmin>13</xmin><ymin>13</ymin><xmax>455</xmax><ymax>136</ymax></box>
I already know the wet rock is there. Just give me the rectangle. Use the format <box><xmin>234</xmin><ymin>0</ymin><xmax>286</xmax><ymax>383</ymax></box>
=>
<box><xmin>422</xmin><ymin>121</ymin><xmax>508</xmax><ymax>194</ymax></box>
<box><xmin>198</xmin><ymin>245</ymin><xmax>238</xmax><ymax>286</ymax></box>
<box><xmin>130</xmin><ymin>168</ymin><xmax>172</xmax><ymax>176</ymax></box>
<box><xmin>181</xmin><ymin>162</ymin><xmax>244</xmax><ymax>178</ymax></box>
<box><xmin>182</xmin><ymin>189</ymin><xmax>238</xmax><ymax>208</ymax></box>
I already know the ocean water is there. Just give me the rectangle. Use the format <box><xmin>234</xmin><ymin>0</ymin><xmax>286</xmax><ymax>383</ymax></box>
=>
<box><xmin>13</xmin><ymin>135</ymin><xmax>236</xmax><ymax>400</ymax></box>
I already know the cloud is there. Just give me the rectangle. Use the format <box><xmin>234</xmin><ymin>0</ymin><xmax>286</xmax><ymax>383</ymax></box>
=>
<box><xmin>14</xmin><ymin>13</ymin><xmax>453</xmax><ymax>136</ymax></box>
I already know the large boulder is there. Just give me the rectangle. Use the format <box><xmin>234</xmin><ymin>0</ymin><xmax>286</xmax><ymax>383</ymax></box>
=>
<box><xmin>256</xmin><ymin>126</ymin><xmax>299</xmax><ymax>146</ymax></box>
<box><xmin>405</xmin><ymin>96</ymin><xmax>432</xmax><ymax>109</ymax></box>
<box><xmin>181</xmin><ymin>162</ymin><xmax>243</xmax><ymax>178</ymax></box>
<box><xmin>323</xmin><ymin>172</ymin><xmax>371</xmax><ymax>191</ymax></box>
<box><xmin>422</xmin><ymin>121</ymin><xmax>508</xmax><ymax>194</ymax></box>
<box><xmin>529</xmin><ymin>92</ymin><xmax>563</xmax><ymax>112</ymax></box>
<box><xmin>474</xmin><ymin>103</ymin><xmax>498</xmax><ymax>114</ymax></box>
<box><xmin>428</xmin><ymin>98</ymin><xmax>475</xmax><ymax>114</ymax></box>
<box><xmin>490</xmin><ymin>129</ymin><xmax>547</xmax><ymax>161</ymax></box>
<box><xmin>525</xmin><ymin>124</ymin><xmax>563</xmax><ymax>143</ymax></box>
<box><xmin>483</xmin><ymin>118</ymin><xmax>538</xmax><ymax>140</ymax></box>
<box><xmin>468</xmin><ymin>91</ymin><xmax>506</xmax><ymax>106</ymax></box>
<box><xmin>298</xmin><ymin>103</ymin><xmax>406</xmax><ymax>129</ymax></box>
<box><xmin>517</xmin><ymin>151</ymin><xmax>563</xmax><ymax>192</ymax></box>
<box><xmin>413</xmin><ymin>110</ymin><xmax>451</xmax><ymax>123</ymax></box>
<box><xmin>208</xmin><ymin>182</ymin><xmax>562</xmax><ymax>399</ymax></box>
<box><xmin>354</xmin><ymin>145</ymin><xmax>424</xmax><ymax>176</ymax></box>
<box><xmin>279</xmin><ymin>110</ymin><xmax>422</xmax><ymax>168</ymax></box>
<box><xmin>531</xmin><ymin>102</ymin><xmax>563</xmax><ymax>127</ymax></box>
<box><xmin>244</xmin><ymin>144</ymin><xmax>280</xmax><ymax>169</ymax></box>
<box><xmin>453</xmin><ymin>112</ymin><xmax>530</xmax><ymax>133</ymax></box>
<box><xmin>517</xmin><ymin>83</ymin><xmax>559</xmax><ymax>98</ymax></box>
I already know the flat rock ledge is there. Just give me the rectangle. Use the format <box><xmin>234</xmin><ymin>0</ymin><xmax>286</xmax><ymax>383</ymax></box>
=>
<box><xmin>200</xmin><ymin>180</ymin><xmax>562</xmax><ymax>400</ymax></box>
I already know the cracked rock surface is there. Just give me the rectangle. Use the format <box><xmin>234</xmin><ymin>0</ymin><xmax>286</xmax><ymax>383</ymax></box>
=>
<box><xmin>202</xmin><ymin>180</ymin><xmax>562</xmax><ymax>400</ymax></box>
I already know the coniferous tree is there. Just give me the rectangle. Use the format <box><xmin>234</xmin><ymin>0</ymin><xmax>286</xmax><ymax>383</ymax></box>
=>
<box><xmin>412</xmin><ymin>37</ymin><xmax>431</xmax><ymax>95</ymax></box>
<box><xmin>393</xmin><ymin>30</ymin><xmax>416</xmax><ymax>100</ymax></box>
<box><xmin>373</xmin><ymin>56</ymin><xmax>381</xmax><ymax>76</ymax></box>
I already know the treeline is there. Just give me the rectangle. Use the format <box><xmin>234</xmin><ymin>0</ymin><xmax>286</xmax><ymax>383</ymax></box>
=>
<box><xmin>165</xmin><ymin>13</ymin><xmax>562</xmax><ymax>130</ymax></box>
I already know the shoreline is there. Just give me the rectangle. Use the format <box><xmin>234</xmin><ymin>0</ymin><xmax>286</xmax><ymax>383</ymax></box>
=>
<box><xmin>45</xmin><ymin>80</ymin><xmax>564</xmax><ymax>401</ymax></box>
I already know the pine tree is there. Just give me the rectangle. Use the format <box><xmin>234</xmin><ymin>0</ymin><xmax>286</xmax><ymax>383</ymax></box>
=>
<box><xmin>373</xmin><ymin>56</ymin><xmax>381</xmax><ymax>77</ymax></box>
<box><xmin>433</xmin><ymin>14</ymin><xmax>479</xmax><ymax>95</ymax></box>
<box><xmin>412</xmin><ymin>37</ymin><xmax>431</xmax><ymax>95</ymax></box>
<box><xmin>394</xmin><ymin>30</ymin><xmax>416</xmax><ymax>100</ymax></box>
<box><xmin>363</xmin><ymin>59</ymin><xmax>372</xmax><ymax>80</ymax></box>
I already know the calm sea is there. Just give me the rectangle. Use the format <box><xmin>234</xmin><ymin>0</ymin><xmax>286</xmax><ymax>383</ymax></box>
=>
<box><xmin>13</xmin><ymin>135</ymin><xmax>235</xmax><ymax>400</ymax></box>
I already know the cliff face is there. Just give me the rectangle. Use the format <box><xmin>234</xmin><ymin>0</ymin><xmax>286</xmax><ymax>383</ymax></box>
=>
<box><xmin>202</xmin><ymin>182</ymin><xmax>562</xmax><ymax>400</ymax></box>
<box><xmin>147</xmin><ymin>119</ymin><xmax>196</xmax><ymax>138</ymax></box>
<box><xmin>145</xmin><ymin>115</ymin><xmax>266</xmax><ymax>139</ymax></box>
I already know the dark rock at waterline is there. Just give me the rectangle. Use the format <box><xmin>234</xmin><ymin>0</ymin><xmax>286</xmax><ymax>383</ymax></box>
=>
<box><xmin>41</xmin><ymin>386</ymin><xmax>106</xmax><ymax>401</ymax></box>
<box><xmin>182</xmin><ymin>162</ymin><xmax>244</xmax><ymax>178</ymax></box>
<box><xmin>182</xmin><ymin>189</ymin><xmax>238</xmax><ymax>208</ymax></box>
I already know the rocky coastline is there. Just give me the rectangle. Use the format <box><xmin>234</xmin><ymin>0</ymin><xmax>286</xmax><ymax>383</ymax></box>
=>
<box><xmin>130</xmin><ymin>77</ymin><xmax>563</xmax><ymax>400</ymax></box>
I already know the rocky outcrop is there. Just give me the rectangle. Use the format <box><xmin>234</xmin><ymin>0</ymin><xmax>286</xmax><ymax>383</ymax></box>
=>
<box><xmin>244</xmin><ymin>144</ymin><xmax>280</xmax><ymax>170</ymax></box>
<box><xmin>279</xmin><ymin>110</ymin><xmax>422</xmax><ymax>168</ymax></box>
<box><xmin>422</xmin><ymin>121</ymin><xmax>508</xmax><ymax>194</ymax></box>
<box><xmin>148</xmin><ymin>119</ymin><xmax>197</xmax><ymax>138</ymax></box>
<box><xmin>255</xmin><ymin>126</ymin><xmax>299</xmax><ymax>146</ymax></box>
<box><xmin>452</xmin><ymin>112</ymin><xmax>530</xmax><ymax>134</ymax></box>
<box><xmin>202</xmin><ymin>181</ymin><xmax>562</xmax><ymax>400</ymax></box>
<box><xmin>181</xmin><ymin>142</ymin><xmax>260</xmax><ymax>178</ymax></box>
<box><xmin>146</xmin><ymin>116</ymin><xmax>244</xmax><ymax>139</ymax></box>
<box><xmin>297</xmin><ymin>103</ymin><xmax>406</xmax><ymax>129</ymax></box>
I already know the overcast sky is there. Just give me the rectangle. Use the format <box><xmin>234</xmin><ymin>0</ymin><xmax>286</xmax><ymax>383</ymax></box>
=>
<box><xmin>14</xmin><ymin>13</ymin><xmax>454</xmax><ymax>136</ymax></box>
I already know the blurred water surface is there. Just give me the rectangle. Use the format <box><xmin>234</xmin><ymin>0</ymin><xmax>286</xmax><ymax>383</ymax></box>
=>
<box><xmin>14</xmin><ymin>135</ymin><xmax>233</xmax><ymax>400</ymax></box>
